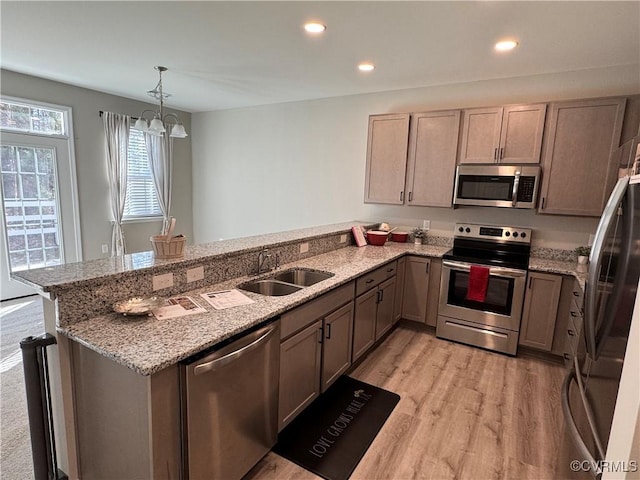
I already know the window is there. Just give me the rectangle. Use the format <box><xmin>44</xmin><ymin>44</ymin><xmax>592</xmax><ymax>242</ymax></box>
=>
<box><xmin>123</xmin><ymin>128</ymin><xmax>161</xmax><ymax>219</ymax></box>
<box><xmin>0</xmin><ymin>100</ymin><xmax>66</xmax><ymax>136</ymax></box>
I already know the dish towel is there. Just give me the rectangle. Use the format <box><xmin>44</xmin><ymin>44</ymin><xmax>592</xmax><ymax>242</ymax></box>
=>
<box><xmin>466</xmin><ymin>265</ymin><xmax>490</xmax><ymax>302</ymax></box>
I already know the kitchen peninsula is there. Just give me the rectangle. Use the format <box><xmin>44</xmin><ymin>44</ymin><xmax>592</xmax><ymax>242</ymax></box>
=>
<box><xmin>13</xmin><ymin>221</ymin><xmax>587</xmax><ymax>480</ymax></box>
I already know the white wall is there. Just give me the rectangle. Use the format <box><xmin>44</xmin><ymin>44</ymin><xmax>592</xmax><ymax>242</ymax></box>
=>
<box><xmin>1</xmin><ymin>69</ymin><xmax>193</xmax><ymax>259</ymax></box>
<box><xmin>192</xmin><ymin>64</ymin><xmax>640</xmax><ymax>249</ymax></box>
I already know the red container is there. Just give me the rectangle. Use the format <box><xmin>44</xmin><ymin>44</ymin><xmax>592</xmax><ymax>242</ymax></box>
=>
<box><xmin>390</xmin><ymin>231</ymin><xmax>409</xmax><ymax>243</ymax></box>
<box><xmin>366</xmin><ymin>230</ymin><xmax>388</xmax><ymax>246</ymax></box>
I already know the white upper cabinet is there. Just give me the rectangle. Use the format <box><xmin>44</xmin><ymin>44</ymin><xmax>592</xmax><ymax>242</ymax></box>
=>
<box><xmin>458</xmin><ymin>103</ymin><xmax>547</xmax><ymax>164</ymax></box>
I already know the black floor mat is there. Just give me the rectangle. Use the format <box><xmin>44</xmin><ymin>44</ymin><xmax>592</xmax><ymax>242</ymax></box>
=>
<box><xmin>273</xmin><ymin>376</ymin><xmax>400</xmax><ymax>480</ymax></box>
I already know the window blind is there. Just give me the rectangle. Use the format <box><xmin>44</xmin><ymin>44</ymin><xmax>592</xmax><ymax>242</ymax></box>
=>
<box><xmin>123</xmin><ymin>128</ymin><xmax>161</xmax><ymax>218</ymax></box>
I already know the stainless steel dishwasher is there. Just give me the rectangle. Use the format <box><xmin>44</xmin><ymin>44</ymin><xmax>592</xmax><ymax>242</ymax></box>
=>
<box><xmin>180</xmin><ymin>321</ymin><xmax>280</xmax><ymax>480</ymax></box>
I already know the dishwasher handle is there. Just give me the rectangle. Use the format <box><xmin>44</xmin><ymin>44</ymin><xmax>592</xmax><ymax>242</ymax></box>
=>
<box><xmin>193</xmin><ymin>324</ymin><xmax>278</xmax><ymax>376</ymax></box>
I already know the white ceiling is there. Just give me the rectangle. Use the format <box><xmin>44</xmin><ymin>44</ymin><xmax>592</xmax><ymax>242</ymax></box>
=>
<box><xmin>1</xmin><ymin>1</ymin><xmax>638</xmax><ymax>113</ymax></box>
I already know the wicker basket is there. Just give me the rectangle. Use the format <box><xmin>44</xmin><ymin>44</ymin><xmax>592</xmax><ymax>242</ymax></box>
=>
<box><xmin>150</xmin><ymin>235</ymin><xmax>186</xmax><ymax>259</ymax></box>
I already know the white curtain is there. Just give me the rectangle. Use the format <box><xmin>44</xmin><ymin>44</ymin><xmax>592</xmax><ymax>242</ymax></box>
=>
<box><xmin>103</xmin><ymin>111</ymin><xmax>130</xmax><ymax>256</ymax></box>
<box><xmin>145</xmin><ymin>133</ymin><xmax>173</xmax><ymax>234</ymax></box>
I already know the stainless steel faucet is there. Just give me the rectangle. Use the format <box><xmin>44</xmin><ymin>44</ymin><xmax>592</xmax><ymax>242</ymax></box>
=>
<box><xmin>257</xmin><ymin>249</ymin><xmax>281</xmax><ymax>274</ymax></box>
<box><xmin>257</xmin><ymin>249</ymin><xmax>272</xmax><ymax>274</ymax></box>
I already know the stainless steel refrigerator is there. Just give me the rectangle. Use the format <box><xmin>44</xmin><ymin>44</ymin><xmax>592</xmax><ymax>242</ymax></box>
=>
<box><xmin>557</xmin><ymin>169</ymin><xmax>640</xmax><ymax>479</ymax></box>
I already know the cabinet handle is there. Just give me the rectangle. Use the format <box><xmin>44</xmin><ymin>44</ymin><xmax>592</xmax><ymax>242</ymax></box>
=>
<box><xmin>387</xmin><ymin>268</ymin><xmax>394</xmax><ymax>273</ymax></box>
<box><xmin>563</xmin><ymin>353</ymin><xmax>571</xmax><ymax>360</ymax></box>
<box><xmin>541</xmin><ymin>197</ymin><xmax>546</xmax><ymax>210</ymax></box>
<box><xmin>500</xmin><ymin>147</ymin><xmax>504</xmax><ymax>160</ymax></box>
<box><xmin>572</xmin><ymin>291</ymin><xmax>579</xmax><ymax>297</ymax></box>
<box><xmin>400</xmin><ymin>191</ymin><xmax>404</xmax><ymax>202</ymax></box>
<box><xmin>366</xmin><ymin>279</ymin><xmax>375</xmax><ymax>284</ymax></box>
<box><xmin>426</xmin><ymin>263</ymin><xmax>429</xmax><ymax>274</ymax></box>
<box><xmin>570</xmin><ymin>311</ymin><xmax>578</xmax><ymax>317</ymax></box>
<box><xmin>380</xmin><ymin>289</ymin><xmax>384</xmax><ymax>302</ymax></box>
<box><xmin>325</xmin><ymin>323</ymin><xmax>332</xmax><ymax>340</ymax></box>
<box><xmin>568</xmin><ymin>329</ymin><xmax>575</xmax><ymax>336</ymax></box>
<box><xmin>408</xmin><ymin>191</ymin><xmax>413</xmax><ymax>202</ymax></box>
<box><xmin>317</xmin><ymin>327</ymin><xmax>324</xmax><ymax>344</ymax></box>
<box><xmin>528</xmin><ymin>277</ymin><xmax>532</xmax><ymax>289</ymax></box>
<box><xmin>494</xmin><ymin>148</ymin><xmax>498</xmax><ymax>161</ymax></box>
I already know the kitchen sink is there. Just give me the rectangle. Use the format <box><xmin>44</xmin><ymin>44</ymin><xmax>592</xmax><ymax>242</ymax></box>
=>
<box><xmin>271</xmin><ymin>268</ymin><xmax>334</xmax><ymax>287</ymax></box>
<box><xmin>238</xmin><ymin>268</ymin><xmax>334</xmax><ymax>296</ymax></box>
<box><xmin>238</xmin><ymin>279</ymin><xmax>303</xmax><ymax>296</ymax></box>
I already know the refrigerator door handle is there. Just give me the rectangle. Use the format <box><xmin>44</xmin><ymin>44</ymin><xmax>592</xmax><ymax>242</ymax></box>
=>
<box><xmin>585</xmin><ymin>176</ymin><xmax>629</xmax><ymax>358</ymax></box>
<box><xmin>561</xmin><ymin>371</ymin><xmax>600</xmax><ymax>479</ymax></box>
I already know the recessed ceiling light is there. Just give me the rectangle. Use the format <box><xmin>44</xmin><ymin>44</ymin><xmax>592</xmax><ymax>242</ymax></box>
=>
<box><xmin>358</xmin><ymin>63</ymin><xmax>375</xmax><ymax>72</ymax></box>
<box><xmin>495</xmin><ymin>40</ymin><xmax>519</xmax><ymax>52</ymax></box>
<box><xmin>304</xmin><ymin>22</ymin><xmax>326</xmax><ymax>34</ymax></box>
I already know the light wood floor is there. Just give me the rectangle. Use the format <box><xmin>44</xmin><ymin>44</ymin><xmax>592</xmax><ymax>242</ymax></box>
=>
<box><xmin>245</xmin><ymin>322</ymin><xmax>567</xmax><ymax>480</ymax></box>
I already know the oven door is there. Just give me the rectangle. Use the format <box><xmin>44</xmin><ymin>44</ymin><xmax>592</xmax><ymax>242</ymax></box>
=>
<box><xmin>439</xmin><ymin>259</ymin><xmax>527</xmax><ymax>331</ymax></box>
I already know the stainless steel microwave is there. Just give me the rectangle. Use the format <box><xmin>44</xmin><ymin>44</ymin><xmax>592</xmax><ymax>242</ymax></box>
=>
<box><xmin>453</xmin><ymin>164</ymin><xmax>541</xmax><ymax>209</ymax></box>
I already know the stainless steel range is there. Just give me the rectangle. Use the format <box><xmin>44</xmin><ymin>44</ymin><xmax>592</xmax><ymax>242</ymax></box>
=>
<box><xmin>437</xmin><ymin>223</ymin><xmax>532</xmax><ymax>355</ymax></box>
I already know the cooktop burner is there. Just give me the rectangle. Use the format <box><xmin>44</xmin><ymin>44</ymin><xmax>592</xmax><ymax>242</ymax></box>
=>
<box><xmin>444</xmin><ymin>223</ymin><xmax>532</xmax><ymax>270</ymax></box>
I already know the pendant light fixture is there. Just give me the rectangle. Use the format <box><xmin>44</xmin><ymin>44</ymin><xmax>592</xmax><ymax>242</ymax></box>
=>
<box><xmin>134</xmin><ymin>66</ymin><xmax>188</xmax><ymax>138</ymax></box>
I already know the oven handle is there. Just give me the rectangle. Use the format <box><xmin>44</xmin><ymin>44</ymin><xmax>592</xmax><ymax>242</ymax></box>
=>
<box><xmin>442</xmin><ymin>259</ymin><xmax>527</xmax><ymax>278</ymax></box>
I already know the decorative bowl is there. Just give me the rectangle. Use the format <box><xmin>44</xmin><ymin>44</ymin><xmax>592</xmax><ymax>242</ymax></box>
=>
<box><xmin>366</xmin><ymin>230</ymin><xmax>389</xmax><ymax>246</ymax></box>
<box><xmin>113</xmin><ymin>296</ymin><xmax>164</xmax><ymax>316</ymax></box>
<box><xmin>390</xmin><ymin>231</ymin><xmax>409</xmax><ymax>243</ymax></box>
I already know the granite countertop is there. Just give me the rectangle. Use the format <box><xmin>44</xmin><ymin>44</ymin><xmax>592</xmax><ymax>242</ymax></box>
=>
<box><xmin>59</xmin><ymin>240</ymin><xmax>587</xmax><ymax>377</ymax></box>
<box><xmin>61</xmin><ymin>243</ymin><xmax>448</xmax><ymax>376</ymax></box>
<box><xmin>528</xmin><ymin>257</ymin><xmax>588</xmax><ymax>290</ymax></box>
<box><xmin>12</xmin><ymin>221</ymin><xmax>372</xmax><ymax>292</ymax></box>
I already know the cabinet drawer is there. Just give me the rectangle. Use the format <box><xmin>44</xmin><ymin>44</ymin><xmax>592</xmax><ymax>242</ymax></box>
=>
<box><xmin>281</xmin><ymin>282</ymin><xmax>355</xmax><ymax>340</ymax></box>
<box><xmin>356</xmin><ymin>261</ymin><xmax>397</xmax><ymax>296</ymax></box>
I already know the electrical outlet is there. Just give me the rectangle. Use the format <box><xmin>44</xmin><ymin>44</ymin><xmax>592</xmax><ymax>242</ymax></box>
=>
<box><xmin>423</xmin><ymin>220</ymin><xmax>431</xmax><ymax>230</ymax></box>
<box><xmin>101</xmin><ymin>244</ymin><xmax>109</xmax><ymax>254</ymax></box>
<box><xmin>186</xmin><ymin>266</ymin><xmax>204</xmax><ymax>283</ymax></box>
<box><xmin>152</xmin><ymin>273</ymin><xmax>174</xmax><ymax>291</ymax></box>
<box><xmin>340</xmin><ymin>234</ymin><xmax>347</xmax><ymax>243</ymax></box>
<box><xmin>300</xmin><ymin>242</ymin><xmax>309</xmax><ymax>254</ymax></box>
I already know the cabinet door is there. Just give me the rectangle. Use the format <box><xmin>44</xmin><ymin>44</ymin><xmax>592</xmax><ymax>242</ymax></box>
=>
<box><xmin>499</xmin><ymin>104</ymin><xmax>547</xmax><ymax>164</ymax></box>
<box><xmin>364</xmin><ymin>114</ymin><xmax>410</xmax><ymax>204</ymax></box>
<box><xmin>321</xmin><ymin>302</ymin><xmax>354</xmax><ymax>392</ymax></box>
<box><xmin>375</xmin><ymin>277</ymin><xmax>396</xmax><ymax>341</ymax></box>
<box><xmin>519</xmin><ymin>272</ymin><xmax>562</xmax><ymax>351</ymax></box>
<box><xmin>402</xmin><ymin>256</ymin><xmax>430</xmax><ymax>323</ymax></box>
<box><xmin>539</xmin><ymin>97</ymin><xmax>626</xmax><ymax>216</ymax></box>
<box><xmin>458</xmin><ymin>107</ymin><xmax>503</xmax><ymax>164</ymax></box>
<box><xmin>353</xmin><ymin>288</ymin><xmax>378</xmax><ymax>362</ymax></box>
<box><xmin>393</xmin><ymin>258</ymin><xmax>406</xmax><ymax>323</ymax></box>
<box><xmin>406</xmin><ymin>110</ymin><xmax>461</xmax><ymax>207</ymax></box>
<box><xmin>278</xmin><ymin>319</ymin><xmax>322</xmax><ymax>430</ymax></box>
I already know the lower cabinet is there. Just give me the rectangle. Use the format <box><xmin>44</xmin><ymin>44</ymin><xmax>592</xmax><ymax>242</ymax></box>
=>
<box><xmin>401</xmin><ymin>256</ymin><xmax>431</xmax><ymax>323</ymax></box>
<box><xmin>321</xmin><ymin>302</ymin><xmax>354</xmax><ymax>392</ymax></box>
<box><xmin>278</xmin><ymin>282</ymin><xmax>355</xmax><ymax>430</ymax></box>
<box><xmin>519</xmin><ymin>272</ymin><xmax>563</xmax><ymax>351</ymax></box>
<box><xmin>353</xmin><ymin>275</ymin><xmax>396</xmax><ymax>362</ymax></box>
<box><xmin>279</xmin><ymin>320</ymin><xmax>323</xmax><ymax>429</ymax></box>
<box><xmin>393</xmin><ymin>257</ymin><xmax>406</xmax><ymax>324</ymax></box>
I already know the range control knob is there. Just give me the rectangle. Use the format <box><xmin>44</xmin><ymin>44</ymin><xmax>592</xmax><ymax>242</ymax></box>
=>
<box><xmin>521</xmin><ymin>232</ymin><xmax>527</xmax><ymax>238</ymax></box>
<box><xmin>505</xmin><ymin>231</ymin><xmax>511</xmax><ymax>237</ymax></box>
<box><xmin>513</xmin><ymin>232</ymin><xmax>519</xmax><ymax>238</ymax></box>
<box><xmin>465</xmin><ymin>227</ymin><xmax>471</xmax><ymax>233</ymax></box>
<box><xmin>458</xmin><ymin>227</ymin><xmax>464</xmax><ymax>233</ymax></box>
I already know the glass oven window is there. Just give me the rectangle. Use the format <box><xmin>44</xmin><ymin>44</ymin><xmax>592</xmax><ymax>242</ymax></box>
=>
<box><xmin>448</xmin><ymin>270</ymin><xmax>514</xmax><ymax>315</ymax></box>
<box><xmin>458</xmin><ymin>175</ymin><xmax>514</xmax><ymax>201</ymax></box>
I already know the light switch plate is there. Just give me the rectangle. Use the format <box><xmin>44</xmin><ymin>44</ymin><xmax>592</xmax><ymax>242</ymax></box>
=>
<box><xmin>186</xmin><ymin>266</ymin><xmax>204</xmax><ymax>283</ymax></box>
<box><xmin>153</xmin><ymin>273</ymin><xmax>174</xmax><ymax>290</ymax></box>
<box><xmin>300</xmin><ymin>242</ymin><xmax>309</xmax><ymax>254</ymax></box>
<box><xmin>423</xmin><ymin>220</ymin><xmax>431</xmax><ymax>230</ymax></box>
<box><xmin>340</xmin><ymin>234</ymin><xmax>347</xmax><ymax>243</ymax></box>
